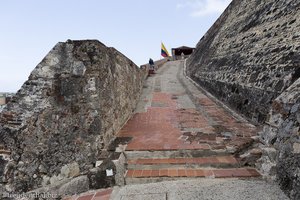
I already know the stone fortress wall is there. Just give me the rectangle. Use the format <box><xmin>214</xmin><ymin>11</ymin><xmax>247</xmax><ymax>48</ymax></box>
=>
<box><xmin>187</xmin><ymin>0</ymin><xmax>300</xmax><ymax>124</ymax></box>
<box><xmin>0</xmin><ymin>40</ymin><xmax>147</xmax><ymax>194</ymax></box>
<box><xmin>261</xmin><ymin>79</ymin><xmax>300</xmax><ymax>199</ymax></box>
<box><xmin>186</xmin><ymin>0</ymin><xmax>300</xmax><ymax>198</ymax></box>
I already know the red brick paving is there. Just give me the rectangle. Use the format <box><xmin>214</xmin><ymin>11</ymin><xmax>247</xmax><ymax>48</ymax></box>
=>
<box><xmin>118</xmin><ymin>91</ymin><xmax>259</xmax><ymax>152</ymax></box>
<box><xmin>119</xmin><ymin>92</ymin><xmax>218</xmax><ymax>151</ymax></box>
<box><xmin>94</xmin><ymin>188</ymin><xmax>113</xmax><ymax>197</ymax></box>
<box><xmin>195</xmin><ymin>169</ymin><xmax>206</xmax><ymax>177</ymax></box>
<box><xmin>186</xmin><ymin>169</ymin><xmax>196</xmax><ymax>177</ymax></box>
<box><xmin>159</xmin><ymin>169</ymin><xmax>168</xmax><ymax>176</ymax></box>
<box><xmin>128</xmin><ymin>156</ymin><xmax>238</xmax><ymax>165</ymax></box>
<box><xmin>126</xmin><ymin>170</ymin><xmax>134</xmax><ymax>177</ymax></box>
<box><xmin>142</xmin><ymin>170</ymin><xmax>152</xmax><ymax>177</ymax></box>
<box><xmin>93</xmin><ymin>196</ymin><xmax>110</xmax><ymax>200</ymax></box>
<box><xmin>132</xmin><ymin>169</ymin><xmax>143</xmax><ymax>177</ymax></box>
<box><xmin>126</xmin><ymin>168</ymin><xmax>261</xmax><ymax>178</ymax></box>
<box><xmin>151</xmin><ymin>170</ymin><xmax>160</xmax><ymax>176</ymax></box>
<box><xmin>177</xmin><ymin>169</ymin><xmax>186</xmax><ymax>177</ymax></box>
<box><xmin>77</xmin><ymin>194</ymin><xmax>94</xmax><ymax>200</ymax></box>
<box><xmin>247</xmin><ymin>168</ymin><xmax>262</xmax><ymax>177</ymax></box>
<box><xmin>168</xmin><ymin>169</ymin><xmax>178</xmax><ymax>177</ymax></box>
<box><xmin>120</xmin><ymin>69</ymin><xmax>262</xmax><ymax>185</ymax></box>
<box><xmin>213</xmin><ymin>169</ymin><xmax>235</xmax><ymax>178</ymax></box>
<box><xmin>152</xmin><ymin>92</ymin><xmax>177</xmax><ymax>107</ymax></box>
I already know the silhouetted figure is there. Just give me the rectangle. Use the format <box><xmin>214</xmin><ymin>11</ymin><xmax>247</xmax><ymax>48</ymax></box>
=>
<box><xmin>148</xmin><ymin>58</ymin><xmax>155</xmax><ymax>75</ymax></box>
<box><xmin>149</xmin><ymin>58</ymin><xmax>154</xmax><ymax>66</ymax></box>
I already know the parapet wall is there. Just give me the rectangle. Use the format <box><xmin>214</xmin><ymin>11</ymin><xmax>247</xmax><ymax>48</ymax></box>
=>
<box><xmin>0</xmin><ymin>40</ymin><xmax>147</xmax><ymax>193</ymax></box>
<box><xmin>187</xmin><ymin>0</ymin><xmax>300</xmax><ymax>124</ymax></box>
<box><xmin>140</xmin><ymin>57</ymin><xmax>170</xmax><ymax>69</ymax></box>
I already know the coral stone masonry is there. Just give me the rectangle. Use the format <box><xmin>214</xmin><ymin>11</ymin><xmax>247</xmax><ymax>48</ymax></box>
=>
<box><xmin>0</xmin><ymin>40</ymin><xmax>147</xmax><ymax>195</ymax></box>
<box><xmin>186</xmin><ymin>0</ymin><xmax>300</xmax><ymax>199</ymax></box>
<box><xmin>187</xmin><ymin>0</ymin><xmax>300</xmax><ymax>124</ymax></box>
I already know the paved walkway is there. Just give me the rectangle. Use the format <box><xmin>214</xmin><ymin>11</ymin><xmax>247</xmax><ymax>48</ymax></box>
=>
<box><xmin>66</xmin><ymin>61</ymin><xmax>288</xmax><ymax>200</ymax></box>
<box><xmin>117</xmin><ymin>60</ymin><xmax>262</xmax><ymax>182</ymax></box>
<box><xmin>111</xmin><ymin>60</ymin><xmax>288</xmax><ymax>199</ymax></box>
<box><xmin>119</xmin><ymin>60</ymin><xmax>257</xmax><ymax>152</ymax></box>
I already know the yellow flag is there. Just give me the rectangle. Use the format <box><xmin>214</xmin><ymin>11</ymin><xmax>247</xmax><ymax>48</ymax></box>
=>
<box><xmin>161</xmin><ymin>42</ymin><xmax>170</xmax><ymax>57</ymax></box>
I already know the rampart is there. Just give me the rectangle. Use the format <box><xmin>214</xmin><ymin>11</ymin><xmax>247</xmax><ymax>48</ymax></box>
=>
<box><xmin>0</xmin><ymin>40</ymin><xmax>147</xmax><ymax>194</ymax></box>
<box><xmin>186</xmin><ymin>0</ymin><xmax>300</xmax><ymax>198</ymax></box>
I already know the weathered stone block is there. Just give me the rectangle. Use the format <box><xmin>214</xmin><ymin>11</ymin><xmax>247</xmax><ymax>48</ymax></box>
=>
<box><xmin>60</xmin><ymin>162</ymin><xmax>80</xmax><ymax>179</ymax></box>
<box><xmin>261</xmin><ymin>78</ymin><xmax>300</xmax><ymax>199</ymax></box>
<box><xmin>262</xmin><ymin>147</ymin><xmax>277</xmax><ymax>162</ymax></box>
<box><xmin>87</xmin><ymin>160</ymin><xmax>116</xmax><ymax>189</ymax></box>
<box><xmin>0</xmin><ymin>156</ymin><xmax>7</xmax><ymax>181</ymax></box>
<box><xmin>58</xmin><ymin>176</ymin><xmax>89</xmax><ymax>196</ymax></box>
<box><xmin>293</xmin><ymin>143</ymin><xmax>300</xmax><ymax>154</ymax></box>
<box><xmin>113</xmin><ymin>152</ymin><xmax>126</xmax><ymax>186</ymax></box>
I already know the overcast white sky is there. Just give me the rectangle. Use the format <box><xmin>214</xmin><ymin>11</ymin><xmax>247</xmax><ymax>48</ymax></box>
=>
<box><xmin>0</xmin><ymin>0</ymin><xmax>231</xmax><ymax>92</ymax></box>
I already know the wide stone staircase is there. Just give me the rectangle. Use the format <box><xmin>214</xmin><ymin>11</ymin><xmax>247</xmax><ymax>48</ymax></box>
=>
<box><xmin>124</xmin><ymin>148</ymin><xmax>261</xmax><ymax>185</ymax></box>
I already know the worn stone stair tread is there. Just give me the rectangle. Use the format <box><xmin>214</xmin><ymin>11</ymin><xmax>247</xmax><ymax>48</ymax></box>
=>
<box><xmin>125</xmin><ymin>168</ymin><xmax>261</xmax><ymax>178</ymax></box>
<box><xmin>125</xmin><ymin>149</ymin><xmax>230</xmax><ymax>160</ymax></box>
<box><xmin>127</xmin><ymin>156</ymin><xmax>241</xmax><ymax>169</ymax></box>
<box><xmin>128</xmin><ymin>155</ymin><xmax>238</xmax><ymax>165</ymax></box>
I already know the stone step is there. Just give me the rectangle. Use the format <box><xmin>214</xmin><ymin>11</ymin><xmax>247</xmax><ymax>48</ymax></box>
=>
<box><xmin>125</xmin><ymin>149</ymin><xmax>229</xmax><ymax>160</ymax></box>
<box><xmin>127</xmin><ymin>156</ymin><xmax>240</xmax><ymax>169</ymax></box>
<box><xmin>125</xmin><ymin>168</ymin><xmax>261</xmax><ymax>185</ymax></box>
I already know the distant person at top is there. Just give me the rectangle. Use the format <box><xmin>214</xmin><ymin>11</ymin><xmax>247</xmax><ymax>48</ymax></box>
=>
<box><xmin>149</xmin><ymin>58</ymin><xmax>155</xmax><ymax>71</ymax></box>
<box><xmin>149</xmin><ymin>58</ymin><xmax>154</xmax><ymax>66</ymax></box>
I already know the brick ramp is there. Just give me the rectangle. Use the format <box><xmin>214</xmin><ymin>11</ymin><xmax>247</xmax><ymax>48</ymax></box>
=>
<box><xmin>117</xmin><ymin>61</ymin><xmax>262</xmax><ymax>185</ymax></box>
